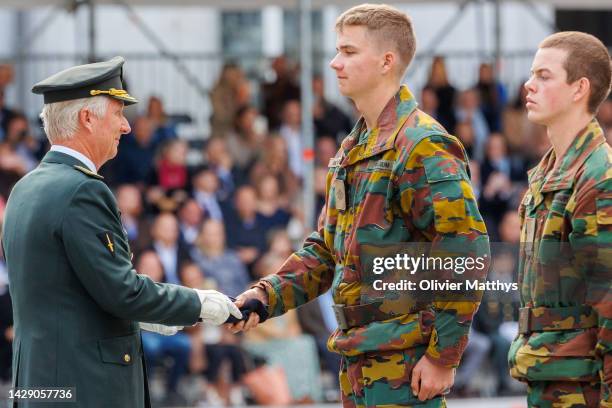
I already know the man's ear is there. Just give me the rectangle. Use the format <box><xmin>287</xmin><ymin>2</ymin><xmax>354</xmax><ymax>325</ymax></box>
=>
<box><xmin>382</xmin><ymin>51</ymin><xmax>395</xmax><ymax>75</ymax></box>
<box><xmin>78</xmin><ymin>108</ymin><xmax>94</xmax><ymax>133</ymax></box>
<box><xmin>573</xmin><ymin>77</ymin><xmax>591</xmax><ymax>107</ymax></box>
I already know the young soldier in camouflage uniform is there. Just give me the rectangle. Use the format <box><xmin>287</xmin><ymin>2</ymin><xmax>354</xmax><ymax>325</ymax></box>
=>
<box><xmin>507</xmin><ymin>32</ymin><xmax>612</xmax><ymax>407</ymax></box>
<box><xmin>230</xmin><ymin>4</ymin><xmax>489</xmax><ymax>407</ymax></box>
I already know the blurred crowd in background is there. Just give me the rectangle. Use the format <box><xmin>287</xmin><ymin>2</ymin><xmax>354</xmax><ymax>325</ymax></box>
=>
<box><xmin>0</xmin><ymin>55</ymin><xmax>611</xmax><ymax>406</ymax></box>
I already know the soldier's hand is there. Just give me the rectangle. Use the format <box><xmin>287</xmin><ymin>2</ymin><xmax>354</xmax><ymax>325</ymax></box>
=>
<box><xmin>226</xmin><ymin>288</ymin><xmax>267</xmax><ymax>334</ymax></box>
<box><xmin>410</xmin><ymin>355</ymin><xmax>455</xmax><ymax>401</ymax></box>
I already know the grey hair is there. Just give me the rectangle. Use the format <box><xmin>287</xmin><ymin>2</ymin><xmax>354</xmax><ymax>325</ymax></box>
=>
<box><xmin>39</xmin><ymin>96</ymin><xmax>109</xmax><ymax>143</ymax></box>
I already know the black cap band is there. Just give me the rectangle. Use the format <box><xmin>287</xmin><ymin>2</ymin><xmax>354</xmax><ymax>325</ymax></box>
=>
<box><xmin>42</xmin><ymin>76</ymin><xmax>123</xmax><ymax>104</ymax></box>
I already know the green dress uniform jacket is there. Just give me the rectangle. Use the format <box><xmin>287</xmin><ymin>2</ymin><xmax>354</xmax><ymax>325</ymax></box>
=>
<box><xmin>2</xmin><ymin>151</ymin><xmax>201</xmax><ymax>408</ymax></box>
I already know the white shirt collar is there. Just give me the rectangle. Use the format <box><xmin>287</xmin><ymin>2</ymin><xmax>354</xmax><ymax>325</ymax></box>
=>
<box><xmin>50</xmin><ymin>145</ymin><xmax>97</xmax><ymax>173</ymax></box>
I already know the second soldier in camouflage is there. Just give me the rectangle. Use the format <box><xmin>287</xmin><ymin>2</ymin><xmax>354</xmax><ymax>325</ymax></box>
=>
<box><xmin>508</xmin><ymin>31</ymin><xmax>612</xmax><ymax>408</ymax></box>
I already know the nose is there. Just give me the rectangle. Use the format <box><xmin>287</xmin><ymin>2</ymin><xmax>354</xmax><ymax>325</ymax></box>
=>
<box><xmin>524</xmin><ymin>76</ymin><xmax>535</xmax><ymax>94</ymax></box>
<box><xmin>121</xmin><ymin>116</ymin><xmax>131</xmax><ymax>135</ymax></box>
<box><xmin>329</xmin><ymin>54</ymin><xmax>342</xmax><ymax>71</ymax></box>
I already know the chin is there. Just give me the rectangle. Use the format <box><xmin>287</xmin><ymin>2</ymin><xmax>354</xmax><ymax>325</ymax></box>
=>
<box><xmin>526</xmin><ymin>110</ymin><xmax>547</xmax><ymax>126</ymax></box>
<box><xmin>337</xmin><ymin>84</ymin><xmax>351</xmax><ymax>98</ymax></box>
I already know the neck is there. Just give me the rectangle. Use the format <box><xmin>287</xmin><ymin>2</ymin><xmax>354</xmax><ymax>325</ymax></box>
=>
<box><xmin>353</xmin><ymin>82</ymin><xmax>400</xmax><ymax>130</ymax></box>
<box><xmin>156</xmin><ymin>240</ymin><xmax>175</xmax><ymax>248</ymax></box>
<box><xmin>56</xmin><ymin>136</ymin><xmax>100</xmax><ymax>170</ymax></box>
<box><xmin>205</xmin><ymin>247</ymin><xmax>223</xmax><ymax>257</ymax></box>
<box><xmin>546</xmin><ymin>109</ymin><xmax>592</xmax><ymax>167</ymax></box>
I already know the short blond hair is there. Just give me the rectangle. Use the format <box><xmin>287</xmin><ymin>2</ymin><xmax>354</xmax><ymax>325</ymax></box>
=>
<box><xmin>336</xmin><ymin>4</ymin><xmax>416</xmax><ymax>76</ymax></box>
<box><xmin>539</xmin><ymin>31</ymin><xmax>612</xmax><ymax>114</ymax></box>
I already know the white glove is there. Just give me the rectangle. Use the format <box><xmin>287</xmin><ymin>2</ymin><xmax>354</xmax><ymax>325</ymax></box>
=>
<box><xmin>194</xmin><ymin>289</ymin><xmax>242</xmax><ymax>325</ymax></box>
<box><xmin>139</xmin><ymin>322</ymin><xmax>182</xmax><ymax>336</ymax></box>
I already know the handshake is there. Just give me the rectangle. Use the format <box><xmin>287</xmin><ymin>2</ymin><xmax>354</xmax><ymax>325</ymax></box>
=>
<box><xmin>141</xmin><ymin>288</ymin><xmax>268</xmax><ymax>336</ymax></box>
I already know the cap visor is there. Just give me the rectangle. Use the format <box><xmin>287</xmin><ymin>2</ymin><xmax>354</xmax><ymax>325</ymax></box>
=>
<box><xmin>112</xmin><ymin>93</ymin><xmax>138</xmax><ymax>105</ymax></box>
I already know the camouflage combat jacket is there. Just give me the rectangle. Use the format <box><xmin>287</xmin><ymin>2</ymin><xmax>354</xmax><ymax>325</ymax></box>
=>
<box><xmin>508</xmin><ymin>119</ymin><xmax>611</xmax><ymax>404</ymax></box>
<box><xmin>254</xmin><ymin>86</ymin><xmax>489</xmax><ymax>367</ymax></box>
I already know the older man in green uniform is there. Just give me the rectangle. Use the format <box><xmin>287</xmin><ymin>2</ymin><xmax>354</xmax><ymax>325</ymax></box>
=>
<box><xmin>2</xmin><ymin>57</ymin><xmax>241</xmax><ymax>408</ymax></box>
<box><xmin>230</xmin><ymin>5</ymin><xmax>490</xmax><ymax>407</ymax></box>
<box><xmin>507</xmin><ymin>32</ymin><xmax>612</xmax><ymax>407</ymax></box>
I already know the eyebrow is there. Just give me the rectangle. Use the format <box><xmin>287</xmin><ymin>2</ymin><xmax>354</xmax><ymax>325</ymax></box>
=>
<box><xmin>530</xmin><ymin>67</ymin><xmax>552</xmax><ymax>75</ymax></box>
<box><xmin>336</xmin><ymin>45</ymin><xmax>357</xmax><ymax>52</ymax></box>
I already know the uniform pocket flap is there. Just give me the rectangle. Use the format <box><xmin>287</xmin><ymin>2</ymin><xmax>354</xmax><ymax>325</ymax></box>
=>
<box><xmin>98</xmin><ymin>333</ymin><xmax>139</xmax><ymax>365</ymax></box>
<box><xmin>423</xmin><ymin>156</ymin><xmax>468</xmax><ymax>183</ymax></box>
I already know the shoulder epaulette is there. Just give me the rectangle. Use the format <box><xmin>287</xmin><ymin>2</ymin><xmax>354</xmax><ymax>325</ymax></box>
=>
<box><xmin>73</xmin><ymin>165</ymin><xmax>104</xmax><ymax>180</ymax></box>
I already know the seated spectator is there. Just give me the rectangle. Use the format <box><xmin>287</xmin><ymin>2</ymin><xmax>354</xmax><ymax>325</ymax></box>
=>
<box><xmin>452</xmin><ymin>328</ymin><xmax>492</xmax><ymax>397</ymax></box>
<box><xmin>266</xmin><ymin>229</ymin><xmax>294</xmax><ymax>259</ymax></box>
<box><xmin>475</xmin><ymin>62</ymin><xmax>507</xmax><ymax>132</ymax></box>
<box><xmin>190</xmin><ymin>219</ymin><xmax>250</xmax><ymax>298</ymax></box>
<box><xmin>261</xmin><ymin>56</ymin><xmax>300</xmax><ymax>131</ymax></box>
<box><xmin>502</xmin><ymin>82</ymin><xmax>548</xmax><ymax>162</ymax></box>
<box><xmin>210</xmin><ymin>62</ymin><xmax>249</xmax><ymax>138</ymax></box>
<box><xmin>279</xmin><ymin>100</ymin><xmax>303</xmax><ymax>178</ymax></box>
<box><xmin>597</xmin><ymin>95</ymin><xmax>612</xmax><ymax>140</ymax></box>
<box><xmin>148</xmin><ymin>212</ymin><xmax>192</xmax><ymax>285</ymax></box>
<box><xmin>224</xmin><ymin>186</ymin><xmax>268</xmax><ymax>279</ymax></box>
<box><xmin>456</xmin><ymin>88</ymin><xmax>490</xmax><ymax>162</ymax></box>
<box><xmin>0</xmin><ymin>143</ymin><xmax>28</xmax><ymax>197</ymax></box>
<box><xmin>116</xmin><ymin>183</ymin><xmax>151</xmax><ymax>257</ymax></box>
<box><xmin>154</xmin><ymin>139</ymin><xmax>190</xmax><ymax>193</ymax></box>
<box><xmin>425</xmin><ymin>56</ymin><xmax>456</xmax><ymax>132</ymax></box>
<box><xmin>479</xmin><ymin>134</ymin><xmax>526</xmax><ymax>240</ymax></box>
<box><xmin>296</xmin><ymin>289</ymin><xmax>341</xmax><ymax>398</ymax></box>
<box><xmin>244</xmin><ymin>253</ymin><xmax>323</xmax><ymax>403</ymax></box>
<box><xmin>112</xmin><ymin>116</ymin><xmax>159</xmax><ymax>185</ymax></box>
<box><xmin>203</xmin><ymin>137</ymin><xmax>234</xmax><ymax>200</ymax></box>
<box><xmin>181</xmin><ymin>263</ymin><xmax>247</xmax><ymax>406</ymax></box>
<box><xmin>420</xmin><ymin>85</ymin><xmax>439</xmax><ymax>119</ymax></box>
<box><xmin>0</xmin><ymin>86</ymin><xmax>17</xmax><ymax>140</ymax></box>
<box><xmin>3</xmin><ymin>113</ymin><xmax>38</xmax><ymax>172</ymax></box>
<box><xmin>192</xmin><ymin>168</ymin><xmax>225</xmax><ymax>221</ymax></box>
<box><xmin>137</xmin><ymin>251</ymin><xmax>191</xmax><ymax>406</ymax></box>
<box><xmin>472</xmin><ymin>211</ymin><xmax>521</xmax><ymax>395</ymax></box>
<box><xmin>468</xmin><ymin>159</ymin><xmax>482</xmax><ymax>200</ymax></box>
<box><xmin>455</xmin><ymin>120</ymin><xmax>476</xmax><ymax>160</ymax></box>
<box><xmin>312</xmin><ymin>75</ymin><xmax>353</xmax><ymax>142</ymax></box>
<box><xmin>226</xmin><ymin>105</ymin><xmax>266</xmax><ymax>185</ymax></box>
<box><xmin>147</xmin><ymin>95</ymin><xmax>177</xmax><ymax>144</ymax></box>
<box><xmin>315</xmin><ymin>136</ymin><xmax>338</xmax><ymax>168</ymax></box>
<box><xmin>249</xmin><ymin>136</ymin><xmax>299</xmax><ymax>204</ymax></box>
<box><xmin>177</xmin><ymin>199</ymin><xmax>203</xmax><ymax>247</ymax></box>
<box><xmin>256</xmin><ymin>174</ymin><xmax>291</xmax><ymax>232</ymax></box>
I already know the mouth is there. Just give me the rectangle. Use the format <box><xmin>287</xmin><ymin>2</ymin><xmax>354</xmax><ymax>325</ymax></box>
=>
<box><xmin>525</xmin><ymin>97</ymin><xmax>536</xmax><ymax>108</ymax></box>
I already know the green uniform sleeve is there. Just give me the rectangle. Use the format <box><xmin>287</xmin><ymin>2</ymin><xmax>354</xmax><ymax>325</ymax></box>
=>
<box><xmin>61</xmin><ymin>179</ymin><xmax>201</xmax><ymax>326</ymax></box>
<box><xmin>397</xmin><ymin>133</ymin><xmax>490</xmax><ymax>368</ymax></box>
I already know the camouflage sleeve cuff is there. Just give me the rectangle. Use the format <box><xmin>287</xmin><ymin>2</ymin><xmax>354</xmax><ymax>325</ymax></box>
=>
<box><xmin>424</xmin><ymin>327</ymin><xmax>468</xmax><ymax>368</ymax></box>
<box><xmin>424</xmin><ymin>348</ymin><xmax>461</xmax><ymax>368</ymax></box>
<box><xmin>250</xmin><ymin>276</ymin><xmax>283</xmax><ymax>318</ymax></box>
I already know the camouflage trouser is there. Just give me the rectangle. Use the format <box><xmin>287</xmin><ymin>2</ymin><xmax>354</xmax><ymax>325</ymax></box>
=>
<box><xmin>527</xmin><ymin>381</ymin><xmax>600</xmax><ymax>408</ymax></box>
<box><xmin>339</xmin><ymin>348</ymin><xmax>446</xmax><ymax>408</ymax></box>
